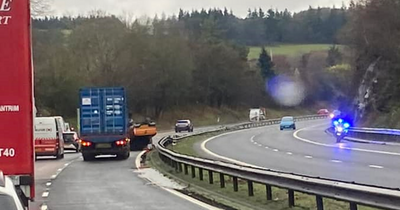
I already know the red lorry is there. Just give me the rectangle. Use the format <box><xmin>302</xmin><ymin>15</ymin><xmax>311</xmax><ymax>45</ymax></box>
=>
<box><xmin>0</xmin><ymin>0</ymin><xmax>35</xmax><ymax>208</ymax></box>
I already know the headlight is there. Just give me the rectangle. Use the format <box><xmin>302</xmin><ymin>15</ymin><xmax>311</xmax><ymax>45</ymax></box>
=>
<box><xmin>330</xmin><ymin>114</ymin><xmax>335</xmax><ymax>118</ymax></box>
<box><xmin>337</xmin><ymin>127</ymin><xmax>344</xmax><ymax>132</ymax></box>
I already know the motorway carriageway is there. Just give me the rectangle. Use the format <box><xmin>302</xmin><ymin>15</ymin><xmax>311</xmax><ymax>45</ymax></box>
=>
<box><xmin>201</xmin><ymin>119</ymin><xmax>400</xmax><ymax>188</ymax></box>
<box><xmin>32</xmin><ymin>127</ymin><xmax>220</xmax><ymax>210</ymax></box>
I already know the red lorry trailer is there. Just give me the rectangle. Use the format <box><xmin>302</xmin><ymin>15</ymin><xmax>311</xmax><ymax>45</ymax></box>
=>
<box><xmin>0</xmin><ymin>0</ymin><xmax>35</xmax><ymax>208</ymax></box>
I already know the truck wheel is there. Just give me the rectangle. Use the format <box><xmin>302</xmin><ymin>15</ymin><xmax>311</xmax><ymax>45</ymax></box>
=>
<box><xmin>117</xmin><ymin>151</ymin><xmax>130</xmax><ymax>160</ymax></box>
<box><xmin>56</xmin><ymin>150</ymin><xmax>64</xmax><ymax>159</ymax></box>
<box><xmin>83</xmin><ymin>153</ymin><xmax>95</xmax><ymax>161</ymax></box>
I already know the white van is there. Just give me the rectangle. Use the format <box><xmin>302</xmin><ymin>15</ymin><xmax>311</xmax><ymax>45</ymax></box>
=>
<box><xmin>249</xmin><ymin>108</ymin><xmax>266</xmax><ymax>122</ymax></box>
<box><xmin>54</xmin><ymin>116</ymin><xmax>68</xmax><ymax>132</ymax></box>
<box><xmin>34</xmin><ymin>117</ymin><xmax>65</xmax><ymax>159</ymax></box>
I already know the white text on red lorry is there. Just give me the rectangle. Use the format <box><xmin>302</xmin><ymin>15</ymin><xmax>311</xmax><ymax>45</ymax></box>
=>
<box><xmin>0</xmin><ymin>0</ymin><xmax>12</xmax><ymax>25</ymax></box>
<box><xmin>0</xmin><ymin>148</ymin><xmax>16</xmax><ymax>157</ymax></box>
<box><xmin>0</xmin><ymin>105</ymin><xmax>19</xmax><ymax>112</ymax></box>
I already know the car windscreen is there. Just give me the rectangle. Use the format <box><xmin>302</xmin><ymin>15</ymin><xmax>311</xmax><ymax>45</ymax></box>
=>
<box><xmin>63</xmin><ymin>134</ymin><xmax>75</xmax><ymax>142</ymax></box>
<box><xmin>0</xmin><ymin>194</ymin><xmax>18</xmax><ymax>210</ymax></box>
<box><xmin>282</xmin><ymin>117</ymin><xmax>293</xmax><ymax>122</ymax></box>
<box><xmin>177</xmin><ymin>121</ymin><xmax>188</xmax><ymax>124</ymax></box>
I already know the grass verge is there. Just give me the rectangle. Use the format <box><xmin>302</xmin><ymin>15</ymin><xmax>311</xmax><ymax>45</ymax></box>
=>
<box><xmin>150</xmin><ymin>132</ymin><xmax>377</xmax><ymax>210</ymax></box>
<box><xmin>247</xmin><ymin>44</ymin><xmax>338</xmax><ymax>60</ymax></box>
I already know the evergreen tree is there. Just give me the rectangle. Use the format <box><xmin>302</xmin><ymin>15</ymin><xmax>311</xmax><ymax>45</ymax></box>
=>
<box><xmin>258</xmin><ymin>47</ymin><xmax>275</xmax><ymax>80</ymax></box>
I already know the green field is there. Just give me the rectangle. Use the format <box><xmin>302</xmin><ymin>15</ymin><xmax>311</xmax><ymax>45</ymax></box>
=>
<box><xmin>248</xmin><ymin>44</ymin><xmax>335</xmax><ymax>60</ymax></box>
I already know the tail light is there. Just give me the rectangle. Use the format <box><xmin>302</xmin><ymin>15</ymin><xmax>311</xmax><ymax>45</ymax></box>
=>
<box><xmin>115</xmin><ymin>140</ymin><xmax>127</xmax><ymax>146</ymax></box>
<box><xmin>81</xmin><ymin>140</ymin><xmax>92</xmax><ymax>147</ymax></box>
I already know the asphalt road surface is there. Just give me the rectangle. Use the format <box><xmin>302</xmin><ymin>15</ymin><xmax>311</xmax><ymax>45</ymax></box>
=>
<box><xmin>202</xmin><ymin>119</ymin><xmax>400</xmax><ymax>188</ymax></box>
<box><xmin>35</xmin><ymin>128</ymin><xmax>216</xmax><ymax>210</ymax></box>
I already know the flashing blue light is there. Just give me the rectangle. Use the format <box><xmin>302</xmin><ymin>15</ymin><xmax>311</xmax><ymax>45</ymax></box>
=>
<box><xmin>344</xmin><ymin>123</ymin><xmax>350</xmax><ymax>128</ymax></box>
<box><xmin>333</xmin><ymin>121</ymin><xmax>339</xmax><ymax>126</ymax></box>
<box><xmin>338</xmin><ymin>119</ymin><xmax>343</xmax><ymax>123</ymax></box>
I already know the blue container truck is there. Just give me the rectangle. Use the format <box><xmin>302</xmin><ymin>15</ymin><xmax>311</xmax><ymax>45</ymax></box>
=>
<box><xmin>79</xmin><ymin>87</ymin><xmax>130</xmax><ymax>161</ymax></box>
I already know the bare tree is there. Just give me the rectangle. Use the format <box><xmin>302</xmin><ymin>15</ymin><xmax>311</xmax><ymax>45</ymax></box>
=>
<box><xmin>31</xmin><ymin>0</ymin><xmax>52</xmax><ymax>18</ymax></box>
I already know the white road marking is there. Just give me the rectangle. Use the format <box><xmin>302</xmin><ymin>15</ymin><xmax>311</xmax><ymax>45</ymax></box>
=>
<box><xmin>57</xmin><ymin>168</ymin><xmax>63</xmax><ymax>172</ymax></box>
<box><xmin>42</xmin><ymin>192</ymin><xmax>49</xmax><ymax>198</ymax></box>
<box><xmin>286</xmin><ymin>152</ymin><xmax>293</xmax><ymax>155</ymax></box>
<box><xmin>136</xmin><ymin>151</ymin><xmax>147</xmax><ymax>169</ymax></box>
<box><xmin>40</xmin><ymin>204</ymin><xmax>48</xmax><ymax>210</ymax></box>
<box><xmin>331</xmin><ymin>160</ymin><xmax>342</xmax><ymax>163</ymax></box>
<box><xmin>46</xmin><ymin>182</ymin><xmax>52</xmax><ymax>187</ymax></box>
<box><xmin>293</xmin><ymin>125</ymin><xmax>400</xmax><ymax>156</ymax></box>
<box><xmin>250</xmin><ymin>135</ymin><xmax>256</xmax><ymax>142</ymax></box>
<box><xmin>64</xmin><ymin>163</ymin><xmax>70</xmax><ymax>166</ymax></box>
<box><xmin>369</xmin><ymin>165</ymin><xmax>384</xmax><ymax>169</ymax></box>
<box><xmin>253</xmin><ymin>142</ymin><xmax>258</xmax><ymax>145</ymax></box>
<box><xmin>265</xmin><ymin>146</ymin><xmax>269</xmax><ymax>149</ymax></box>
<box><xmin>163</xmin><ymin>188</ymin><xmax>223</xmax><ymax>210</ymax></box>
<box><xmin>273</xmin><ymin>149</ymin><xmax>279</xmax><ymax>152</ymax></box>
<box><xmin>305</xmin><ymin>156</ymin><xmax>313</xmax><ymax>159</ymax></box>
<box><xmin>51</xmin><ymin>175</ymin><xmax>57</xmax><ymax>179</ymax></box>
<box><xmin>201</xmin><ymin>131</ymin><xmax>266</xmax><ymax>168</ymax></box>
<box><xmin>135</xmin><ymin>152</ymin><xmax>223</xmax><ymax>210</ymax></box>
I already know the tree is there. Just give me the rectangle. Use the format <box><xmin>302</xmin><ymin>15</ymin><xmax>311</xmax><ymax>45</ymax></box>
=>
<box><xmin>258</xmin><ymin>47</ymin><xmax>275</xmax><ymax>80</ymax></box>
<box><xmin>326</xmin><ymin>45</ymin><xmax>342</xmax><ymax>67</ymax></box>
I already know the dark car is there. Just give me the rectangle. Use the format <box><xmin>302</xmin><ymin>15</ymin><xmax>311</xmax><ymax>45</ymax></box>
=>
<box><xmin>63</xmin><ymin>132</ymin><xmax>80</xmax><ymax>152</ymax></box>
<box><xmin>175</xmin><ymin>120</ymin><xmax>194</xmax><ymax>133</ymax></box>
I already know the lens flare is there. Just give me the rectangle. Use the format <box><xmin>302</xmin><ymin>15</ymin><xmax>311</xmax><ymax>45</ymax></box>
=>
<box><xmin>267</xmin><ymin>76</ymin><xmax>305</xmax><ymax>107</ymax></box>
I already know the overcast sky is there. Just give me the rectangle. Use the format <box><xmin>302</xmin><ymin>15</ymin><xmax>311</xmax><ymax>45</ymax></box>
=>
<box><xmin>51</xmin><ymin>0</ymin><xmax>348</xmax><ymax>18</ymax></box>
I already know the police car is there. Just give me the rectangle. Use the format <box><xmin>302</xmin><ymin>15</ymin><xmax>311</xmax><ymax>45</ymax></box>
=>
<box><xmin>0</xmin><ymin>171</ymin><xmax>24</xmax><ymax>210</ymax></box>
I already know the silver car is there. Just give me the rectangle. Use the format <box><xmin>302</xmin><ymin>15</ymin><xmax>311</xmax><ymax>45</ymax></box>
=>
<box><xmin>175</xmin><ymin>120</ymin><xmax>194</xmax><ymax>133</ymax></box>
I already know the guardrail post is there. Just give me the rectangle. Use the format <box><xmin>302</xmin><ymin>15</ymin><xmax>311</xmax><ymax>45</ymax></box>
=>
<box><xmin>288</xmin><ymin>189</ymin><xmax>295</xmax><ymax>207</ymax></box>
<box><xmin>266</xmin><ymin>185</ymin><xmax>272</xmax><ymax>200</ymax></box>
<box><xmin>350</xmin><ymin>202</ymin><xmax>358</xmax><ymax>210</ymax></box>
<box><xmin>316</xmin><ymin>195</ymin><xmax>324</xmax><ymax>210</ymax></box>
<box><xmin>220</xmin><ymin>173</ymin><xmax>225</xmax><ymax>188</ymax></box>
<box><xmin>208</xmin><ymin>170</ymin><xmax>214</xmax><ymax>184</ymax></box>
<box><xmin>178</xmin><ymin>163</ymin><xmax>183</xmax><ymax>172</ymax></box>
<box><xmin>248</xmin><ymin>181</ymin><xmax>254</xmax><ymax>196</ymax></box>
<box><xmin>174</xmin><ymin>161</ymin><xmax>179</xmax><ymax>172</ymax></box>
<box><xmin>191</xmin><ymin>165</ymin><xmax>196</xmax><ymax>178</ymax></box>
<box><xmin>233</xmin><ymin>177</ymin><xmax>239</xmax><ymax>192</ymax></box>
<box><xmin>199</xmin><ymin>168</ymin><xmax>203</xmax><ymax>181</ymax></box>
<box><xmin>184</xmin><ymin>164</ymin><xmax>189</xmax><ymax>175</ymax></box>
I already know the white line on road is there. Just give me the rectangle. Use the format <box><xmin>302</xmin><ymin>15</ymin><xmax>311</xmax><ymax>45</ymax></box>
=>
<box><xmin>250</xmin><ymin>135</ymin><xmax>256</xmax><ymax>142</ymax></box>
<box><xmin>42</xmin><ymin>192</ymin><xmax>49</xmax><ymax>198</ymax></box>
<box><xmin>265</xmin><ymin>146</ymin><xmax>269</xmax><ymax>149</ymax></box>
<box><xmin>57</xmin><ymin>168</ymin><xmax>63</xmax><ymax>172</ymax></box>
<box><xmin>286</xmin><ymin>152</ymin><xmax>293</xmax><ymax>155</ymax></box>
<box><xmin>50</xmin><ymin>175</ymin><xmax>57</xmax><ymax>179</ymax></box>
<box><xmin>273</xmin><ymin>149</ymin><xmax>279</xmax><ymax>152</ymax></box>
<box><xmin>258</xmin><ymin>144</ymin><xmax>262</xmax><ymax>147</ymax></box>
<box><xmin>305</xmin><ymin>156</ymin><xmax>313</xmax><ymax>159</ymax></box>
<box><xmin>46</xmin><ymin>182</ymin><xmax>52</xmax><ymax>187</ymax></box>
<box><xmin>369</xmin><ymin>165</ymin><xmax>384</xmax><ymax>169</ymax></box>
<box><xmin>135</xmin><ymin>152</ymin><xmax>223</xmax><ymax>210</ymax></box>
<box><xmin>40</xmin><ymin>204</ymin><xmax>48</xmax><ymax>210</ymax></box>
<box><xmin>293</xmin><ymin>125</ymin><xmax>400</xmax><ymax>156</ymax></box>
<box><xmin>331</xmin><ymin>160</ymin><xmax>342</xmax><ymax>163</ymax></box>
